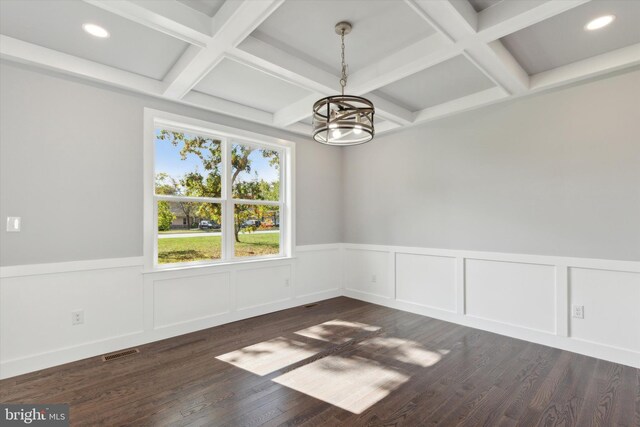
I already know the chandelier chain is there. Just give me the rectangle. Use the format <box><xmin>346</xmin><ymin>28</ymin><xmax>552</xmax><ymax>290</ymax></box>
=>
<box><xmin>340</xmin><ymin>30</ymin><xmax>347</xmax><ymax>96</ymax></box>
<box><xmin>312</xmin><ymin>21</ymin><xmax>374</xmax><ymax>145</ymax></box>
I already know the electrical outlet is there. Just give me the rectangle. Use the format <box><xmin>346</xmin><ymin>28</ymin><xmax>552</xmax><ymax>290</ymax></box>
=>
<box><xmin>572</xmin><ymin>305</ymin><xmax>584</xmax><ymax>319</ymax></box>
<box><xmin>284</xmin><ymin>278</ymin><xmax>290</xmax><ymax>287</ymax></box>
<box><xmin>6</xmin><ymin>217</ymin><xmax>21</xmax><ymax>232</ymax></box>
<box><xmin>72</xmin><ymin>310</ymin><xmax>84</xmax><ymax>326</ymax></box>
<box><xmin>371</xmin><ymin>274</ymin><xmax>377</xmax><ymax>283</ymax></box>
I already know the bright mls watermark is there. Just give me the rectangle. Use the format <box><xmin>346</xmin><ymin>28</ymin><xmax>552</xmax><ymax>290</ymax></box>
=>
<box><xmin>1</xmin><ymin>404</ymin><xmax>69</xmax><ymax>426</ymax></box>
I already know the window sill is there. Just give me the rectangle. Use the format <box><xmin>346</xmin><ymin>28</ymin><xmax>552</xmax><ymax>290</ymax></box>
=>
<box><xmin>143</xmin><ymin>256</ymin><xmax>296</xmax><ymax>275</ymax></box>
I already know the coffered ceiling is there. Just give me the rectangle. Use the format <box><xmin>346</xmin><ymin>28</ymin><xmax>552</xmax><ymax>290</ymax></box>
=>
<box><xmin>1</xmin><ymin>0</ymin><xmax>638</xmax><ymax>139</ymax></box>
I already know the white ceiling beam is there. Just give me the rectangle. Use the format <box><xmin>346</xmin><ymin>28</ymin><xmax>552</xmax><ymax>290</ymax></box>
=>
<box><xmin>161</xmin><ymin>44</ymin><xmax>202</xmax><ymax>88</ymax></box>
<box><xmin>365</xmin><ymin>94</ymin><xmax>414</xmax><ymax>126</ymax></box>
<box><xmin>228</xmin><ymin>36</ymin><xmax>338</xmax><ymax>95</ymax></box>
<box><xmin>0</xmin><ymin>35</ymin><xmax>288</xmax><ymax>132</ymax></box>
<box><xmin>272</xmin><ymin>90</ymin><xmax>415</xmax><ymax>128</ymax></box>
<box><xmin>447</xmin><ymin>0</ymin><xmax>479</xmax><ymax>33</ymax></box>
<box><xmin>463</xmin><ymin>41</ymin><xmax>530</xmax><ymax>94</ymax></box>
<box><xmin>2</xmin><ymin>34</ymin><xmax>322</xmax><ymax>143</ymax></box>
<box><xmin>162</xmin><ymin>0</ymin><xmax>285</xmax><ymax>99</ymax></box>
<box><xmin>273</xmin><ymin>94</ymin><xmax>321</xmax><ymax>128</ymax></box>
<box><xmin>0</xmin><ymin>35</ymin><xmax>163</xmax><ymax>94</ymax></box>
<box><xmin>347</xmin><ymin>33</ymin><xmax>458</xmax><ymax>94</ymax></box>
<box><xmin>530</xmin><ymin>43</ymin><xmax>640</xmax><ymax>92</ymax></box>
<box><xmin>409</xmin><ymin>0</ymin><xmax>476</xmax><ymax>42</ymax></box>
<box><xmin>404</xmin><ymin>0</ymin><xmax>453</xmax><ymax>43</ymax></box>
<box><xmin>83</xmin><ymin>0</ymin><xmax>212</xmax><ymax>47</ymax></box>
<box><xmin>181</xmin><ymin>91</ymin><xmax>273</xmax><ymax>125</ymax></box>
<box><xmin>284</xmin><ymin>122</ymin><xmax>312</xmax><ymax>135</ymax></box>
<box><xmin>413</xmin><ymin>86</ymin><xmax>507</xmax><ymax>124</ymax></box>
<box><xmin>375</xmin><ymin>121</ymin><xmax>403</xmax><ymax>134</ymax></box>
<box><xmin>410</xmin><ymin>0</ymin><xmax>529</xmax><ymax>95</ymax></box>
<box><xmin>477</xmin><ymin>0</ymin><xmax>592</xmax><ymax>42</ymax></box>
<box><xmin>233</xmin><ymin>35</ymin><xmax>417</xmax><ymax>127</ymax></box>
<box><xmin>5</xmin><ymin>0</ymin><xmax>628</xmax><ymax>139</ymax></box>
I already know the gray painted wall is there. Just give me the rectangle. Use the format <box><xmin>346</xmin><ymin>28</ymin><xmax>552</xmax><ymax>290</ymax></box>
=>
<box><xmin>2</xmin><ymin>62</ymin><xmax>639</xmax><ymax>265</ymax></box>
<box><xmin>0</xmin><ymin>62</ymin><xmax>342</xmax><ymax>266</ymax></box>
<box><xmin>343</xmin><ymin>69</ymin><xmax>640</xmax><ymax>261</ymax></box>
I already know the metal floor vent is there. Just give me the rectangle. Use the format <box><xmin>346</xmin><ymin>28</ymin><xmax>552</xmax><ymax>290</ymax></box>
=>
<box><xmin>304</xmin><ymin>303</ymin><xmax>318</xmax><ymax>308</ymax></box>
<box><xmin>102</xmin><ymin>348</ymin><xmax>139</xmax><ymax>362</ymax></box>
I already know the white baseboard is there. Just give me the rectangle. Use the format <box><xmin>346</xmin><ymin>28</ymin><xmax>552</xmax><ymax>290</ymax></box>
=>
<box><xmin>0</xmin><ymin>331</ymin><xmax>145</xmax><ymax>380</ymax></box>
<box><xmin>0</xmin><ymin>289</ymin><xmax>344</xmax><ymax>380</ymax></box>
<box><xmin>344</xmin><ymin>289</ymin><xmax>640</xmax><ymax>369</ymax></box>
<box><xmin>2</xmin><ymin>243</ymin><xmax>638</xmax><ymax>379</ymax></box>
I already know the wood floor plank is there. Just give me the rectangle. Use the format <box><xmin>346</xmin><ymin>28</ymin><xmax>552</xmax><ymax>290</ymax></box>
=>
<box><xmin>486</xmin><ymin>346</ymin><xmax>557</xmax><ymax>426</ymax></box>
<box><xmin>0</xmin><ymin>297</ymin><xmax>637</xmax><ymax>426</ymax></box>
<box><xmin>592</xmin><ymin>362</ymin><xmax>625</xmax><ymax>426</ymax></box>
<box><xmin>533</xmin><ymin>353</ymin><xmax>597</xmax><ymax>427</ymax></box>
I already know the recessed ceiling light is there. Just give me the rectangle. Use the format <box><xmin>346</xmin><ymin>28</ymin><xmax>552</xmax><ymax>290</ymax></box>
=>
<box><xmin>82</xmin><ymin>23</ymin><xmax>110</xmax><ymax>38</ymax></box>
<box><xmin>584</xmin><ymin>15</ymin><xmax>615</xmax><ymax>31</ymax></box>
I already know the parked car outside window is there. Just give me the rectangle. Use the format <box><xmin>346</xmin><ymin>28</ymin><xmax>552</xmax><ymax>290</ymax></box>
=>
<box><xmin>242</xmin><ymin>219</ymin><xmax>261</xmax><ymax>228</ymax></box>
<box><xmin>199</xmin><ymin>220</ymin><xmax>220</xmax><ymax>230</ymax></box>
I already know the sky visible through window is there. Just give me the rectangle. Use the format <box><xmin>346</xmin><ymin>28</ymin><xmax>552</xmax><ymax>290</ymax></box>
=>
<box><xmin>155</xmin><ymin>130</ymin><xmax>203</xmax><ymax>181</ymax></box>
<box><xmin>153</xmin><ymin>127</ymin><xmax>283</xmax><ymax>264</ymax></box>
<box><xmin>234</xmin><ymin>149</ymin><xmax>279</xmax><ymax>183</ymax></box>
<box><xmin>155</xmin><ymin>129</ymin><xmax>279</xmax><ymax>185</ymax></box>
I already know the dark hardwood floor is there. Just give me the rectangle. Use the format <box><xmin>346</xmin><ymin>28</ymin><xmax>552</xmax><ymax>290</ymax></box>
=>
<box><xmin>1</xmin><ymin>297</ymin><xmax>638</xmax><ymax>426</ymax></box>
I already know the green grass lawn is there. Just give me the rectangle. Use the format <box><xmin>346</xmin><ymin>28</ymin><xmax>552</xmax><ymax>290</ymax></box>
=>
<box><xmin>158</xmin><ymin>232</ymin><xmax>280</xmax><ymax>264</ymax></box>
<box><xmin>158</xmin><ymin>229</ymin><xmax>219</xmax><ymax>235</ymax></box>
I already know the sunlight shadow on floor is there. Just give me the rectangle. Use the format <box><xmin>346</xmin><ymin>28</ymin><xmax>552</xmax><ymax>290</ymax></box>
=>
<box><xmin>294</xmin><ymin>319</ymin><xmax>381</xmax><ymax>344</ymax></box>
<box><xmin>358</xmin><ymin>336</ymin><xmax>446</xmax><ymax>367</ymax></box>
<box><xmin>215</xmin><ymin>336</ymin><xmax>319</xmax><ymax>376</ymax></box>
<box><xmin>273</xmin><ymin>355</ymin><xmax>410</xmax><ymax>414</ymax></box>
<box><xmin>215</xmin><ymin>319</ymin><xmax>450</xmax><ymax>414</ymax></box>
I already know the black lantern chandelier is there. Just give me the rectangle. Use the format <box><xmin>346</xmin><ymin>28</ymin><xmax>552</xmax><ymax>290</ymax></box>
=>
<box><xmin>312</xmin><ymin>22</ymin><xmax>375</xmax><ymax>146</ymax></box>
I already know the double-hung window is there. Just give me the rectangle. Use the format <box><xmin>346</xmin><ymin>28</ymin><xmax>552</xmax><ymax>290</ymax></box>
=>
<box><xmin>144</xmin><ymin>109</ymin><xmax>294</xmax><ymax>270</ymax></box>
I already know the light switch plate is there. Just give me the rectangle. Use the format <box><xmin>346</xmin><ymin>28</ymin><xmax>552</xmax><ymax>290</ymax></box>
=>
<box><xmin>6</xmin><ymin>217</ymin><xmax>21</xmax><ymax>232</ymax></box>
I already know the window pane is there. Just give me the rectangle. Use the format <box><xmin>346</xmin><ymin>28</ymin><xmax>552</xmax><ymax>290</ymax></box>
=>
<box><xmin>155</xmin><ymin>129</ymin><xmax>222</xmax><ymax>198</ymax></box>
<box><xmin>231</xmin><ymin>143</ymin><xmax>280</xmax><ymax>201</ymax></box>
<box><xmin>157</xmin><ymin>201</ymin><xmax>222</xmax><ymax>264</ymax></box>
<box><xmin>234</xmin><ymin>204</ymin><xmax>280</xmax><ymax>258</ymax></box>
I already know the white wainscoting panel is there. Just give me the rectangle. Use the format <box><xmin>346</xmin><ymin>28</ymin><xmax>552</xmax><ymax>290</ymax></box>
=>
<box><xmin>465</xmin><ymin>259</ymin><xmax>556</xmax><ymax>333</ymax></box>
<box><xmin>569</xmin><ymin>267</ymin><xmax>640</xmax><ymax>353</ymax></box>
<box><xmin>0</xmin><ymin>245</ymin><xmax>342</xmax><ymax>379</ymax></box>
<box><xmin>342</xmin><ymin>244</ymin><xmax>640</xmax><ymax>368</ymax></box>
<box><xmin>343</xmin><ymin>248</ymin><xmax>393</xmax><ymax>299</ymax></box>
<box><xmin>0</xmin><ymin>265</ymin><xmax>144</xmax><ymax>371</ymax></box>
<box><xmin>236</xmin><ymin>264</ymin><xmax>292</xmax><ymax>310</ymax></box>
<box><xmin>396</xmin><ymin>253</ymin><xmax>456</xmax><ymax>313</ymax></box>
<box><xmin>153</xmin><ymin>271</ymin><xmax>231</xmax><ymax>329</ymax></box>
<box><xmin>2</xmin><ymin>243</ymin><xmax>639</xmax><ymax>378</ymax></box>
<box><xmin>295</xmin><ymin>247</ymin><xmax>341</xmax><ymax>297</ymax></box>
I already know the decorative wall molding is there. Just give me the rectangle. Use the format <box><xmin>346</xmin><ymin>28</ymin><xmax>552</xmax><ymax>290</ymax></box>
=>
<box><xmin>0</xmin><ymin>256</ymin><xmax>145</xmax><ymax>278</ymax></box>
<box><xmin>1</xmin><ymin>242</ymin><xmax>638</xmax><ymax>379</ymax></box>
<box><xmin>0</xmin><ymin>245</ymin><xmax>340</xmax><ymax>379</ymax></box>
<box><xmin>342</xmin><ymin>243</ymin><xmax>640</xmax><ymax>273</ymax></box>
<box><xmin>2</xmin><ymin>1</ymin><xmax>637</xmax><ymax>137</ymax></box>
<box><xmin>341</xmin><ymin>243</ymin><xmax>640</xmax><ymax>369</ymax></box>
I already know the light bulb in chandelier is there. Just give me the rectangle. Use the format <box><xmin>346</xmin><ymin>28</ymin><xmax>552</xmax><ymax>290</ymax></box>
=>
<box><xmin>353</xmin><ymin>115</ymin><xmax>363</xmax><ymax>134</ymax></box>
<box><xmin>312</xmin><ymin>21</ymin><xmax>375</xmax><ymax>146</ymax></box>
<box><xmin>329</xmin><ymin>109</ymin><xmax>338</xmax><ymax>129</ymax></box>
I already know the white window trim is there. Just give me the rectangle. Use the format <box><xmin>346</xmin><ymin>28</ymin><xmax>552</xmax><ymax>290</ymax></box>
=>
<box><xmin>143</xmin><ymin>108</ymin><xmax>295</xmax><ymax>272</ymax></box>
